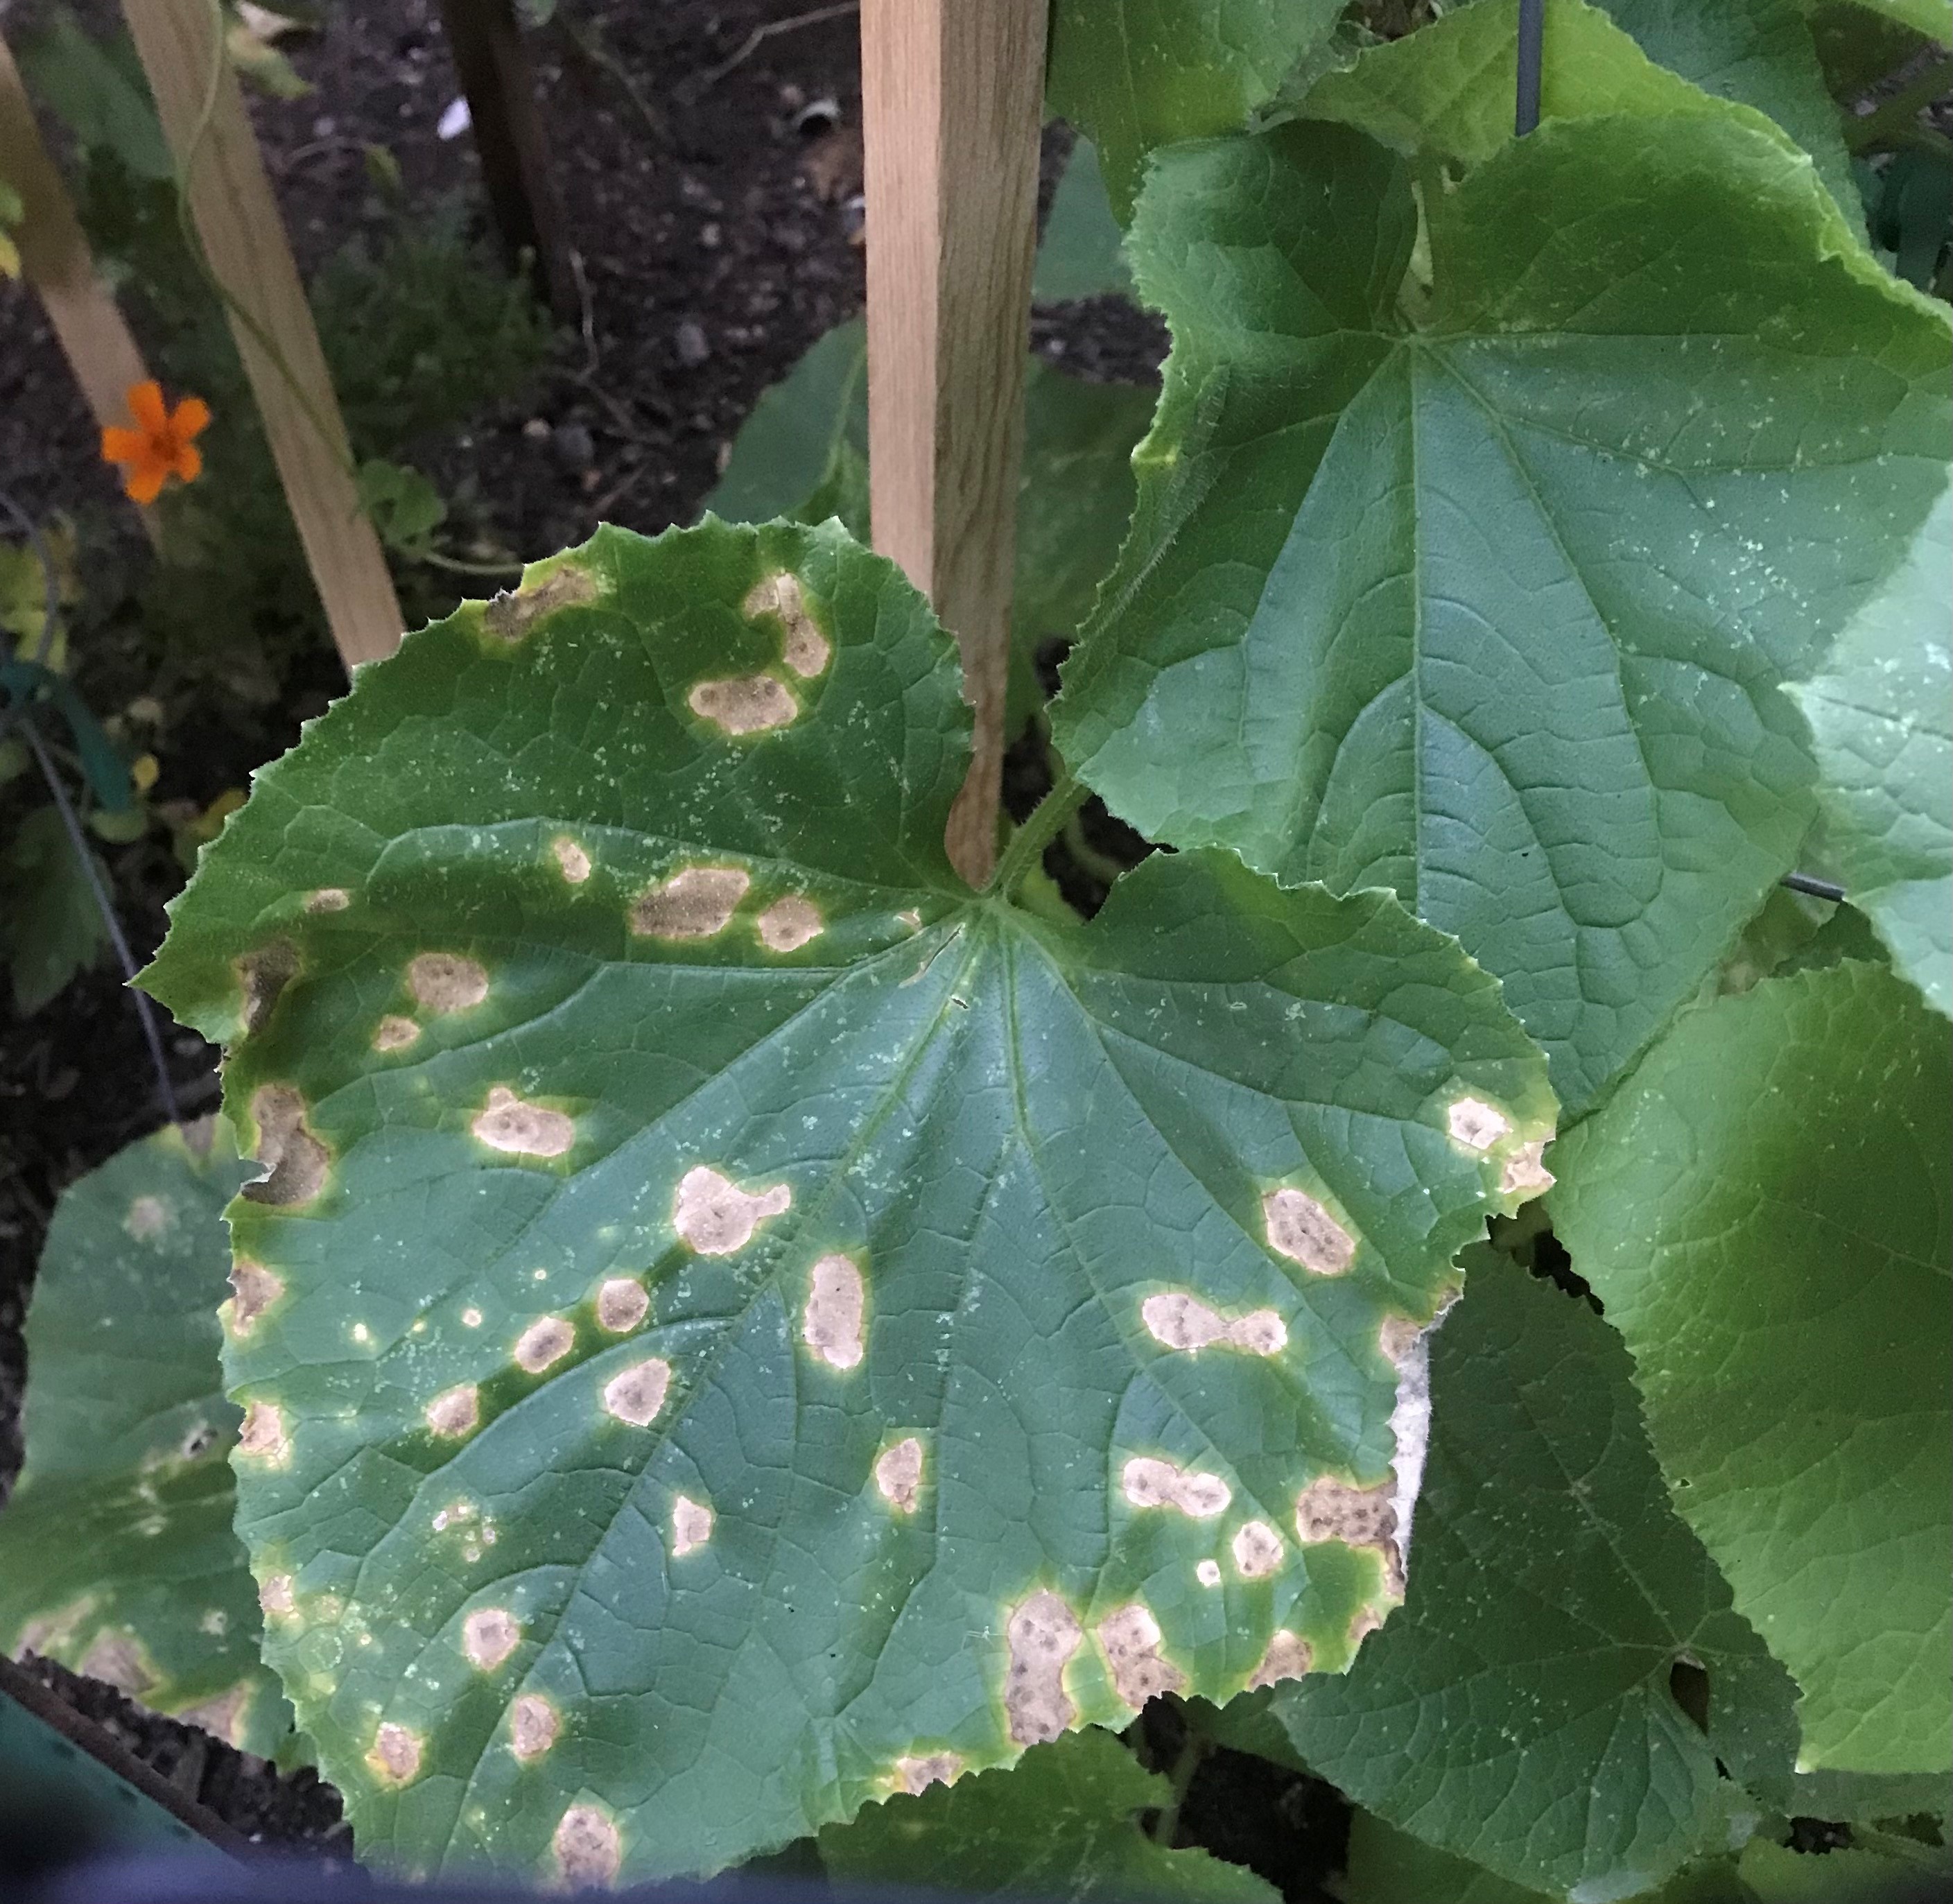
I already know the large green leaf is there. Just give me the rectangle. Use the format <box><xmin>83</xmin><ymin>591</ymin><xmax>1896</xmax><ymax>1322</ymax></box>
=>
<box><xmin>0</xmin><ymin>1120</ymin><xmax>286</xmax><ymax>1754</ymax></box>
<box><xmin>819</xmin><ymin>1726</ymin><xmax>1275</xmax><ymax>1903</ymax></box>
<box><xmin>706</xmin><ymin>330</ymin><xmax>1151</xmax><ymax>734</ymax></box>
<box><xmin>1549</xmin><ymin>963</ymin><xmax>1952</xmax><ymax>1774</ymax></box>
<box><xmin>2</xmin><ymin>805</ymin><xmax>109</xmax><ymax>1014</ymax></box>
<box><xmin>1787</xmin><ymin>494</ymin><xmax>1952</xmax><ymax>1014</ymax></box>
<box><xmin>1297</xmin><ymin>0</ymin><xmax>1857</xmax><ymax>225</ymax></box>
<box><xmin>1271</xmin><ymin>1252</ymin><xmax>1798</xmax><ymax>1901</ymax></box>
<box><xmin>1046</xmin><ymin>0</ymin><xmax>1346</xmax><ymax>218</ymax></box>
<box><xmin>1052</xmin><ymin>111</ymin><xmax>1951</xmax><ymax>1116</ymax></box>
<box><xmin>141</xmin><ymin>518</ymin><xmax>1552</xmax><ymax>1884</ymax></box>
<box><xmin>1033</xmin><ymin>138</ymin><xmax>1134</xmax><ymax>303</ymax></box>
<box><xmin>1593</xmin><ymin>0</ymin><xmax>1860</xmax><ymax>220</ymax></box>
<box><xmin>1338</xmin><ymin>1808</ymin><xmax>1767</xmax><ymax>1904</ymax></box>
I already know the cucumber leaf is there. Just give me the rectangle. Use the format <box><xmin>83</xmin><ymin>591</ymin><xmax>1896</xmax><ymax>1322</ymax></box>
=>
<box><xmin>1047</xmin><ymin>0</ymin><xmax>1346</xmax><ymax>218</ymax></box>
<box><xmin>1787</xmin><ymin>493</ymin><xmax>1952</xmax><ymax>1015</ymax></box>
<box><xmin>819</xmin><ymin>1726</ymin><xmax>1276</xmax><ymax>1903</ymax></box>
<box><xmin>1052</xmin><ymin>111</ymin><xmax>1951</xmax><ymax>1116</ymax></box>
<box><xmin>0</xmin><ymin>1120</ymin><xmax>286</xmax><ymax>1754</ymax></box>
<box><xmin>1271</xmin><ymin>1252</ymin><xmax>1798</xmax><ymax>1900</ymax></box>
<box><xmin>1550</xmin><ymin>963</ymin><xmax>1952</xmax><ymax>1773</ymax></box>
<box><xmin>141</xmin><ymin>518</ymin><xmax>1552</xmax><ymax>1885</ymax></box>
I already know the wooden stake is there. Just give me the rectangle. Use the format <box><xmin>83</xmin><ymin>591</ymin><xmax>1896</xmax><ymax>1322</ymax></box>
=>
<box><xmin>0</xmin><ymin>34</ymin><xmax>159</xmax><ymax>546</ymax></box>
<box><xmin>123</xmin><ymin>0</ymin><xmax>403</xmax><ymax>671</ymax></box>
<box><xmin>861</xmin><ymin>0</ymin><xmax>1048</xmax><ymax>886</ymax></box>
<box><xmin>437</xmin><ymin>0</ymin><xmax>575</xmax><ymax>319</ymax></box>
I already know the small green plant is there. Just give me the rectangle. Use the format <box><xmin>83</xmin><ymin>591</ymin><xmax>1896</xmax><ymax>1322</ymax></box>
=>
<box><xmin>18</xmin><ymin>10</ymin><xmax>551</xmax><ymax>695</ymax></box>
<box><xmin>3</xmin><ymin>2</ymin><xmax>1949</xmax><ymax>1899</ymax></box>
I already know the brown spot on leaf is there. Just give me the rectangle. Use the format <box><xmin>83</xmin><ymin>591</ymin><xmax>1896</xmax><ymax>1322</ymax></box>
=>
<box><xmin>1448</xmin><ymin>1096</ymin><xmax>1512</xmax><ymax>1152</ymax></box>
<box><xmin>473</xmin><ymin>1087</ymin><xmax>575</xmax><ymax>1158</ymax></box>
<box><xmin>1141</xmin><ymin>1292</ymin><xmax>1286</xmax><ymax>1356</ymax></box>
<box><xmin>483</xmin><ymin>562</ymin><xmax>598</xmax><ymax>641</ymax></box>
<box><xmin>1501</xmin><ymin>1137</ymin><xmax>1554</xmax><ymax>1197</ymax></box>
<box><xmin>1004</xmin><ymin>1589</ymin><xmax>1082</xmax><ymax>1746</ymax></box>
<box><xmin>1122</xmin><ymin>1455</ymin><xmax>1231</xmax><ymax>1518</ymax></box>
<box><xmin>602</xmin><ymin>1358</ymin><xmax>672</xmax><ymax>1426</ymax></box>
<box><xmin>236</xmin><ymin>940</ymin><xmax>298</xmax><ymax>1037</ymax></box>
<box><xmin>1262</xmin><ymin>1187</ymin><xmax>1355</xmax><ymax>1276</ymax></box>
<box><xmin>244</xmin><ymin>1085</ymin><xmax>329</xmax><ymax>1206</ymax></box>
<box><xmin>225</xmin><ymin>1260</ymin><xmax>282</xmax><ymax>1340</ymax></box>
<box><xmin>672</xmin><ymin>1495</ymin><xmax>713</xmax><ymax>1557</ymax></box>
<box><xmin>373</xmin><ymin>1015</ymin><xmax>420</xmax><ymax>1053</ymax></box>
<box><xmin>367</xmin><ymin>1722</ymin><xmax>423</xmax><ymax>1785</ymax></box>
<box><xmin>515</xmin><ymin>1317</ymin><xmax>575</xmax><ymax>1374</ymax></box>
<box><xmin>426</xmin><ymin>1385</ymin><xmax>481</xmax><ymax>1437</ymax></box>
<box><xmin>1232</xmin><ymin>1521</ymin><xmax>1284</xmax><ymax>1580</ymax></box>
<box><xmin>510</xmin><ymin>1693</ymin><xmax>559</xmax><ymax>1760</ymax></box>
<box><xmin>236</xmin><ymin>1401</ymin><xmax>290</xmax><ymax>1466</ymax></box>
<box><xmin>688</xmin><ymin>673</ymin><xmax>798</xmax><ymax>734</ymax></box>
<box><xmin>632</xmin><ymin>866</ymin><xmax>752</xmax><ymax>940</ymax></box>
<box><xmin>1097</xmin><ymin>1603</ymin><xmax>1186</xmax><ymax>1709</ymax></box>
<box><xmin>672</xmin><ymin>1164</ymin><xmax>790</xmax><ymax>1254</ymax></box>
<box><xmin>595</xmin><ymin>1278</ymin><xmax>648</xmax><ymax>1332</ymax></box>
<box><xmin>745</xmin><ymin>571</ymin><xmax>830</xmax><ymax>678</ymax></box>
<box><xmin>803</xmin><ymin>1254</ymin><xmax>865</xmax><ymax>1370</ymax></box>
<box><xmin>1348</xmin><ymin>1604</ymin><xmax>1387</xmax><ymax>1646</ymax></box>
<box><xmin>874</xmin><ymin>1436</ymin><xmax>924</xmax><ymax>1512</ymax></box>
<box><xmin>1296</xmin><ymin>1477</ymin><xmax>1404</xmax><ymax>1596</ymax></box>
<box><xmin>407</xmin><ymin>951</ymin><xmax>489</xmax><ymax>1014</ymax></box>
<box><xmin>179</xmin><ymin>1683</ymin><xmax>254</xmax><ymax>1749</ymax></box>
<box><xmin>78</xmin><ymin>1631</ymin><xmax>155</xmax><ymax>1697</ymax></box>
<box><xmin>1247</xmin><ymin>1630</ymin><xmax>1312</xmax><ymax>1690</ymax></box>
<box><xmin>893</xmin><ymin>1752</ymin><xmax>962</xmax><ymax>1795</ymax></box>
<box><xmin>553</xmin><ymin>1804</ymin><xmax>621</xmax><ymax>1887</ymax></box>
<box><xmin>756</xmin><ymin>895</ymin><xmax>823</xmax><ymax>952</ymax></box>
<box><xmin>1378</xmin><ymin>1313</ymin><xmax>1423</xmax><ymax>1369</ymax></box>
<box><xmin>462</xmin><ymin>1607</ymin><xmax>521</xmax><ymax>1672</ymax></box>
<box><xmin>306</xmin><ymin>888</ymin><xmax>350</xmax><ymax>914</ymax></box>
<box><xmin>552</xmin><ymin>836</ymin><xmax>592</xmax><ymax>883</ymax></box>
<box><xmin>124</xmin><ymin>1195</ymin><xmax>170</xmax><ymax>1240</ymax></box>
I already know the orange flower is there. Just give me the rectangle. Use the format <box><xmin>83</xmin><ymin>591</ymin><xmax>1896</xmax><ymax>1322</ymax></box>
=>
<box><xmin>101</xmin><ymin>380</ymin><xmax>211</xmax><ymax>505</ymax></box>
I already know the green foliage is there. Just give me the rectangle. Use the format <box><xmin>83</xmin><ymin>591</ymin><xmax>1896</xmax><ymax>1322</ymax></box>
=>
<box><xmin>1591</xmin><ymin>0</ymin><xmax>1859</xmax><ymax>218</ymax></box>
<box><xmin>1787</xmin><ymin>494</ymin><xmax>1952</xmax><ymax>1012</ymax></box>
<box><xmin>1271</xmin><ymin>1252</ymin><xmax>1797</xmax><ymax>1898</ymax></box>
<box><xmin>819</xmin><ymin>1728</ymin><xmax>1276</xmax><ymax>1903</ymax></box>
<box><xmin>24</xmin><ymin>15</ymin><xmax>548</xmax><ymax>691</ymax></box>
<box><xmin>142</xmin><ymin>517</ymin><xmax>1550</xmax><ymax>1882</ymax></box>
<box><xmin>1032</xmin><ymin>139</ymin><xmax>1134</xmax><ymax>302</ymax></box>
<box><xmin>0</xmin><ymin>3</ymin><xmax>1938</xmax><ymax>1897</ymax></box>
<box><xmin>705</xmin><ymin>323</ymin><xmax>1152</xmax><ymax>734</ymax></box>
<box><xmin>1047</xmin><ymin>0</ymin><xmax>1347</xmax><ymax>218</ymax></box>
<box><xmin>0</xmin><ymin>805</ymin><xmax>108</xmax><ymax>1014</ymax></box>
<box><xmin>0</xmin><ymin>1122</ymin><xmax>286</xmax><ymax>1753</ymax></box>
<box><xmin>1550</xmin><ymin>964</ymin><xmax>1952</xmax><ymax>1775</ymax></box>
<box><xmin>1052</xmin><ymin>105</ymin><xmax>1949</xmax><ymax>1116</ymax></box>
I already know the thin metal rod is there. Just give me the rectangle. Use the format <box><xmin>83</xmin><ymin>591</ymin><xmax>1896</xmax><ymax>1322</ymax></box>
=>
<box><xmin>1516</xmin><ymin>0</ymin><xmax>1545</xmax><ymax>136</ymax></box>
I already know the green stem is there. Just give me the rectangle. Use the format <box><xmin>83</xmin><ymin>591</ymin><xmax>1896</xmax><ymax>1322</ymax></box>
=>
<box><xmin>1149</xmin><ymin>1720</ymin><xmax>1208</xmax><ymax>1849</ymax></box>
<box><xmin>990</xmin><ymin>772</ymin><xmax>1088</xmax><ymax>899</ymax></box>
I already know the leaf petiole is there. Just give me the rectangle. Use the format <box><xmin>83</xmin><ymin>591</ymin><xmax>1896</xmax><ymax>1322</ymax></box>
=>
<box><xmin>990</xmin><ymin>770</ymin><xmax>1090</xmax><ymax>900</ymax></box>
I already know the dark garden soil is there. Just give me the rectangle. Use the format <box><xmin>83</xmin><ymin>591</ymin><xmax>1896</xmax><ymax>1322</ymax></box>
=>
<box><xmin>0</xmin><ymin>0</ymin><xmax>1315</xmax><ymax>1882</ymax></box>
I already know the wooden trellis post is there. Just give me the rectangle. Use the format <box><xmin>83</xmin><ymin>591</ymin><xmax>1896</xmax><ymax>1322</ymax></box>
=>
<box><xmin>123</xmin><ymin>0</ymin><xmax>403</xmax><ymax>672</ymax></box>
<box><xmin>0</xmin><ymin>35</ymin><xmax>160</xmax><ymax>546</ymax></box>
<box><xmin>436</xmin><ymin>0</ymin><xmax>574</xmax><ymax>318</ymax></box>
<box><xmin>861</xmin><ymin>0</ymin><xmax>1048</xmax><ymax>887</ymax></box>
